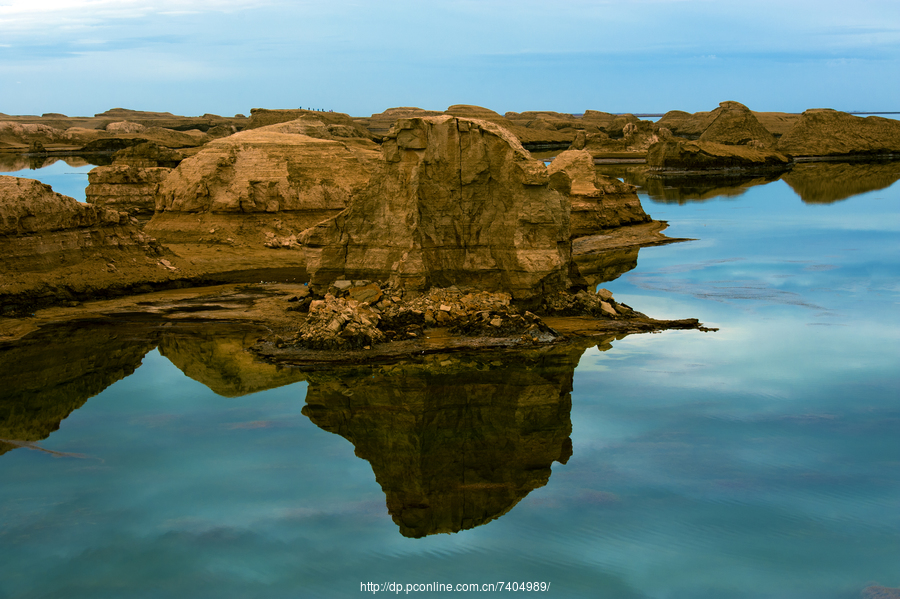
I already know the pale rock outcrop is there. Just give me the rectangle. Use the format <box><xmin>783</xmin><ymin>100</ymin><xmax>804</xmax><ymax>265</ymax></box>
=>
<box><xmin>105</xmin><ymin>120</ymin><xmax>146</xmax><ymax>133</ymax></box>
<box><xmin>147</xmin><ymin>117</ymin><xmax>381</xmax><ymax>245</ymax></box>
<box><xmin>301</xmin><ymin>116</ymin><xmax>572</xmax><ymax>301</ymax></box>
<box><xmin>547</xmin><ymin>150</ymin><xmax>651</xmax><ymax>237</ymax></box>
<box><xmin>776</xmin><ymin>109</ymin><xmax>900</xmax><ymax>157</ymax></box>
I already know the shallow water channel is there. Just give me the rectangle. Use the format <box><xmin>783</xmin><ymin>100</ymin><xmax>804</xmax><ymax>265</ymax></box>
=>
<box><xmin>1</xmin><ymin>161</ymin><xmax>899</xmax><ymax>598</ymax></box>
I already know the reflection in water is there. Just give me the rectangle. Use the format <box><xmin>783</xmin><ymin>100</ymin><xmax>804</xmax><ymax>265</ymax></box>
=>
<box><xmin>597</xmin><ymin>159</ymin><xmax>900</xmax><ymax>204</ymax></box>
<box><xmin>157</xmin><ymin>325</ymin><xmax>307</xmax><ymax>397</ymax></box>
<box><xmin>781</xmin><ymin>161</ymin><xmax>900</xmax><ymax>203</ymax></box>
<box><xmin>301</xmin><ymin>343</ymin><xmax>596</xmax><ymax>538</ymax></box>
<box><xmin>0</xmin><ymin>154</ymin><xmax>102</xmax><ymax>172</ymax></box>
<box><xmin>0</xmin><ymin>321</ymin><xmax>155</xmax><ymax>456</ymax></box>
<box><xmin>574</xmin><ymin>246</ymin><xmax>640</xmax><ymax>286</ymax></box>
<box><xmin>0</xmin><ymin>318</ymin><xmax>601</xmax><ymax>539</ymax></box>
<box><xmin>596</xmin><ymin>164</ymin><xmax>780</xmax><ymax>204</ymax></box>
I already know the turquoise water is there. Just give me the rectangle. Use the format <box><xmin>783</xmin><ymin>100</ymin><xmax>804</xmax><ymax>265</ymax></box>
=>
<box><xmin>1</xmin><ymin>167</ymin><xmax>899</xmax><ymax>598</ymax></box>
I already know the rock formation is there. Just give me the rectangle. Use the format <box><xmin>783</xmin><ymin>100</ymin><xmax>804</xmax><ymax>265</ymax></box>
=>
<box><xmin>698</xmin><ymin>101</ymin><xmax>777</xmax><ymax>147</ymax></box>
<box><xmin>147</xmin><ymin>118</ymin><xmax>380</xmax><ymax>246</ymax></box>
<box><xmin>246</xmin><ymin>108</ymin><xmax>374</xmax><ymax>140</ymax></box>
<box><xmin>647</xmin><ymin>140</ymin><xmax>792</xmax><ymax>172</ymax></box>
<box><xmin>0</xmin><ymin>176</ymin><xmax>189</xmax><ymax>312</ymax></box>
<box><xmin>301</xmin><ymin>344</ymin><xmax>579</xmax><ymax>537</ymax></box>
<box><xmin>776</xmin><ymin>109</ymin><xmax>900</xmax><ymax>157</ymax></box>
<box><xmin>301</xmin><ymin>116</ymin><xmax>572</xmax><ymax>301</ymax></box>
<box><xmin>547</xmin><ymin>150</ymin><xmax>652</xmax><ymax>237</ymax></box>
<box><xmin>84</xmin><ymin>142</ymin><xmax>184</xmax><ymax>221</ymax></box>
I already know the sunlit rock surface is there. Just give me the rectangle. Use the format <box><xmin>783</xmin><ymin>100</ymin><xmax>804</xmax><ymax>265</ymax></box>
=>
<box><xmin>648</xmin><ymin>140</ymin><xmax>791</xmax><ymax>171</ymax></box>
<box><xmin>301</xmin><ymin>344</ymin><xmax>583</xmax><ymax>537</ymax></box>
<box><xmin>302</xmin><ymin>116</ymin><xmax>572</xmax><ymax>300</ymax></box>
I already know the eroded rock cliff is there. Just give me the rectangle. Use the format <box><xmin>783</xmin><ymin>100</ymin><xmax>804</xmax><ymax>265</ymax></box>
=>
<box><xmin>776</xmin><ymin>109</ymin><xmax>900</xmax><ymax>157</ymax></box>
<box><xmin>301</xmin><ymin>116</ymin><xmax>572</xmax><ymax>300</ymax></box>
<box><xmin>0</xmin><ymin>176</ymin><xmax>190</xmax><ymax>312</ymax></box>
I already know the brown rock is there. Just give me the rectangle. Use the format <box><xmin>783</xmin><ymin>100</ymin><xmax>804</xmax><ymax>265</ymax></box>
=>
<box><xmin>301</xmin><ymin>116</ymin><xmax>572</xmax><ymax>301</ymax></box>
<box><xmin>698</xmin><ymin>101</ymin><xmax>777</xmax><ymax>147</ymax></box>
<box><xmin>776</xmin><ymin>109</ymin><xmax>900</xmax><ymax>157</ymax></box>
<box><xmin>147</xmin><ymin>117</ymin><xmax>381</xmax><ymax>246</ymax></box>
<box><xmin>648</xmin><ymin>140</ymin><xmax>792</xmax><ymax>171</ymax></box>
<box><xmin>548</xmin><ymin>150</ymin><xmax>652</xmax><ymax>236</ymax></box>
<box><xmin>86</xmin><ymin>165</ymin><xmax>171</xmax><ymax>221</ymax></box>
<box><xmin>0</xmin><ymin>176</ymin><xmax>186</xmax><ymax>312</ymax></box>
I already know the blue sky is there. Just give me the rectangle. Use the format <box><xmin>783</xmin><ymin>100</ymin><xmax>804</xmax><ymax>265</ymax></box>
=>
<box><xmin>1</xmin><ymin>0</ymin><xmax>899</xmax><ymax>117</ymax></box>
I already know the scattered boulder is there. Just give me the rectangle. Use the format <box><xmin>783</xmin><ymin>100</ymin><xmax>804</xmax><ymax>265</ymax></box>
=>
<box><xmin>301</xmin><ymin>115</ymin><xmax>572</xmax><ymax>301</ymax></box>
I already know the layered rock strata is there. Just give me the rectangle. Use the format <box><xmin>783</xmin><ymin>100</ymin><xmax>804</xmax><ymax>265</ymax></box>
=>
<box><xmin>0</xmin><ymin>176</ymin><xmax>189</xmax><ymax>312</ymax></box>
<box><xmin>647</xmin><ymin>140</ymin><xmax>792</xmax><ymax>172</ymax></box>
<box><xmin>147</xmin><ymin>118</ymin><xmax>381</xmax><ymax>246</ymax></box>
<box><xmin>301</xmin><ymin>116</ymin><xmax>572</xmax><ymax>301</ymax></box>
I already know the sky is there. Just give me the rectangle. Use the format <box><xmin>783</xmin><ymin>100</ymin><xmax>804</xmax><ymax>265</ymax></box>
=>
<box><xmin>1</xmin><ymin>0</ymin><xmax>899</xmax><ymax>118</ymax></box>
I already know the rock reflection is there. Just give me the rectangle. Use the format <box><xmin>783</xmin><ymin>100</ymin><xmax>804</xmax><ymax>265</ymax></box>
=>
<box><xmin>0</xmin><ymin>321</ymin><xmax>155</xmax><ymax>455</ymax></box>
<box><xmin>301</xmin><ymin>343</ymin><xmax>598</xmax><ymax>538</ymax></box>
<box><xmin>158</xmin><ymin>325</ymin><xmax>306</xmax><ymax>397</ymax></box>
<box><xmin>596</xmin><ymin>165</ymin><xmax>779</xmax><ymax>204</ymax></box>
<box><xmin>781</xmin><ymin>161</ymin><xmax>900</xmax><ymax>204</ymax></box>
<box><xmin>0</xmin><ymin>154</ymin><xmax>103</xmax><ymax>172</ymax></box>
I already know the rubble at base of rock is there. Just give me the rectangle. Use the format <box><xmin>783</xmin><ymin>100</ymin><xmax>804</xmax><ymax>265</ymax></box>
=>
<box><xmin>275</xmin><ymin>280</ymin><xmax>649</xmax><ymax>351</ymax></box>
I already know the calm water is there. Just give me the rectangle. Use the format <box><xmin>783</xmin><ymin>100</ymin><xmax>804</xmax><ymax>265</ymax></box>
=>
<box><xmin>1</xmin><ymin>163</ymin><xmax>899</xmax><ymax>598</ymax></box>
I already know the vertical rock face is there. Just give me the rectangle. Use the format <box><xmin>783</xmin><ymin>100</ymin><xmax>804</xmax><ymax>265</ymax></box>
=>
<box><xmin>86</xmin><ymin>165</ymin><xmax>171</xmax><ymax>221</ymax></box>
<box><xmin>547</xmin><ymin>150</ymin><xmax>652</xmax><ymax>237</ymax></box>
<box><xmin>302</xmin><ymin>116</ymin><xmax>572</xmax><ymax>300</ymax></box>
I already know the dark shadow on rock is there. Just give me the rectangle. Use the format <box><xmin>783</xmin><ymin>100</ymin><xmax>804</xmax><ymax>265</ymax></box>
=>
<box><xmin>781</xmin><ymin>161</ymin><xmax>900</xmax><ymax>204</ymax></box>
<box><xmin>301</xmin><ymin>341</ymin><xmax>607</xmax><ymax>538</ymax></box>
